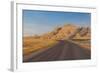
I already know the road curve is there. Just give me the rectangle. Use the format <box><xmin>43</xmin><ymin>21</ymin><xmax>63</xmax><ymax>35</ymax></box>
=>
<box><xmin>23</xmin><ymin>40</ymin><xmax>90</xmax><ymax>62</ymax></box>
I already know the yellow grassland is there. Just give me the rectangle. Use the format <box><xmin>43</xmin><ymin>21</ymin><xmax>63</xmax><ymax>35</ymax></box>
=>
<box><xmin>23</xmin><ymin>37</ymin><xmax>58</xmax><ymax>55</ymax></box>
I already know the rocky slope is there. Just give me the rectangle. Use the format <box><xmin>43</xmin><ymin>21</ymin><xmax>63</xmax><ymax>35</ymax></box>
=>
<box><xmin>40</xmin><ymin>24</ymin><xmax>90</xmax><ymax>40</ymax></box>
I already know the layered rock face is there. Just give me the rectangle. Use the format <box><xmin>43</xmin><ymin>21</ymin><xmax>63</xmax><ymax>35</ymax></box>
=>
<box><xmin>40</xmin><ymin>24</ymin><xmax>90</xmax><ymax>40</ymax></box>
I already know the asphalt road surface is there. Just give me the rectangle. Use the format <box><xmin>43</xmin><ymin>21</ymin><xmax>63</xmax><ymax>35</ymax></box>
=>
<box><xmin>23</xmin><ymin>40</ymin><xmax>90</xmax><ymax>62</ymax></box>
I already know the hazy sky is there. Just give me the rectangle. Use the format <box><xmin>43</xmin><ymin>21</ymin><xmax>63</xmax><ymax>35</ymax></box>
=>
<box><xmin>23</xmin><ymin>10</ymin><xmax>91</xmax><ymax>36</ymax></box>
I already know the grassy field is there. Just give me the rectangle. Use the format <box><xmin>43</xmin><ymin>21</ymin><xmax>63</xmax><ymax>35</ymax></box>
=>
<box><xmin>23</xmin><ymin>37</ymin><xmax>58</xmax><ymax>55</ymax></box>
<box><xmin>70</xmin><ymin>39</ymin><xmax>91</xmax><ymax>50</ymax></box>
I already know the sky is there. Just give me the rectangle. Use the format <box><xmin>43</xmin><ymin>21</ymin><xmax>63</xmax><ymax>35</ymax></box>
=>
<box><xmin>23</xmin><ymin>10</ymin><xmax>91</xmax><ymax>36</ymax></box>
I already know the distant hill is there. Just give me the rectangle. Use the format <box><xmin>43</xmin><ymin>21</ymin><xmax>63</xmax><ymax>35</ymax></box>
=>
<box><xmin>33</xmin><ymin>24</ymin><xmax>91</xmax><ymax>40</ymax></box>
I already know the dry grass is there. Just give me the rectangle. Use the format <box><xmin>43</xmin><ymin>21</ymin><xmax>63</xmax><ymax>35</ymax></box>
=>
<box><xmin>69</xmin><ymin>39</ymin><xmax>91</xmax><ymax>50</ymax></box>
<box><xmin>23</xmin><ymin>37</ymin><xmax>58</xmax><ymax>55</ymax></box>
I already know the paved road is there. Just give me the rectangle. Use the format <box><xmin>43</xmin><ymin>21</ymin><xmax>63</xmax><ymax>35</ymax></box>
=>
<box><xmin>23</xmin><ymin>40</ymin><xmax>90</xmax><ymax>62</ymax></box>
